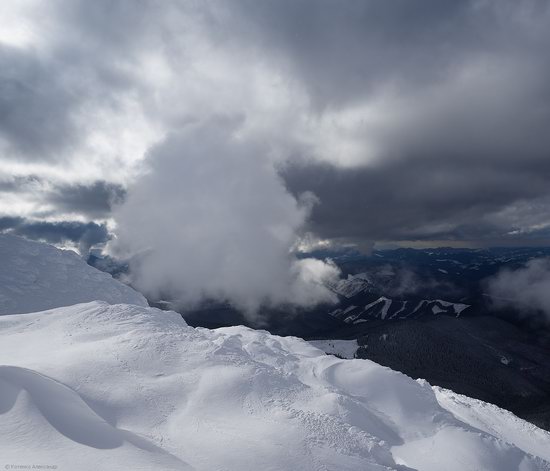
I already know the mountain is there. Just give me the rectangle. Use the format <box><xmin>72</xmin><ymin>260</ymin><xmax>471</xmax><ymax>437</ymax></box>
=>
<box><xmin>0</xmin><ymin>234</ymin><xmax>147</xmax><ymax>315</ymax></box>
<box><xmin>311</xmin><ymin>248</ymin><xmax>550</xmax><ymax>430</ymax></box>
<box><xmin>352</xmin><ymin>316</ymin><xmax>550</xmax><ymax>429</ymax></box>
<box><xmin>2</xmin><ymin>236</ymin><xmax>550</xmax><ymax>469</ymax></box>
<box><xmin>327</xmin><ymin>293</ymin><xmax>470</xmax><ymax>324</ymax></box>
<box><xmin>2</xmin><ymin>301</ymin><xmax>550</xmax><ymax>470</ymax></box>
<box><xmin>138</xmin><ymin>246</ymin><xmax>550</xmax><ymax>431</ymax></box>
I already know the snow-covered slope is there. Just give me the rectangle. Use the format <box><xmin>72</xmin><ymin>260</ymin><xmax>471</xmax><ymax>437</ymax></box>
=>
<box><xmin>329</xmin><ymin>297</ymin><xmax>470</xmax><ymax>324</ymax></box>
<box><xmin>327</xmin><ymin>272</ymin><xmax>374</xmax><ymax>298</ymax></box>
<box><xmin>1</xmin><ymin>301</ymin><xmax>549</xmax><ymax>471</ymax></box>
<box><xmin>0</xmin><ymin>235</ymin><xmax>147</xmax><ymax>314</ymax></box>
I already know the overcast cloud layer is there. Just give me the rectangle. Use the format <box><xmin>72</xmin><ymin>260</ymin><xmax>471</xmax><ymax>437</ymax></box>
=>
<box><xmin>1</xmin><ymin>1</ymin><xmax>550</xmax><ymax>306</ymax></box>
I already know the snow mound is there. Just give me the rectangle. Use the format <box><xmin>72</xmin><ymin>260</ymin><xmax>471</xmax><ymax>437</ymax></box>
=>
<box><xmin>1</xmin><ymin>301</ymin><xmax>549</xmax><ymax>471</ymax></box>
<box><xmin>0</xmin><ymin>235</ymin><xmax>147</xmax><ymax>315</ymax></box>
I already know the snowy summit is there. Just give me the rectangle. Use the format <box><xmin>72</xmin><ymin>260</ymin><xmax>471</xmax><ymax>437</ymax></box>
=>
<box><xmin>0</xmin><ymin>234</ymin><xmax>147</xmax><ymax>315</ymax></box>
<box><xmin>1</xmin><ymin>236</ymin><xmax>550</xmax><ymax>471</ymax></box>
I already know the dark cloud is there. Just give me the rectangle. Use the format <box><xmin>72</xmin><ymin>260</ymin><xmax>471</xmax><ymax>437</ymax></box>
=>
<box><xmin>282</xmin><ymin>157</ymin><xmax>550</xmax><ymax>245</ymax></box>
<box><xmin>224</xmin><ymin>0</ymin><xmax>473</xmax><ymax>107</ymax></box>
<box><xmin>0</xmin><ymin>45</ymin><xmax>79</xmax><ymax>160</ymax></box>
<box><xmin>2</xmin><ymin>0</ymin><xmax>550</xmax><ymax>250</ymax></box>
<box><xmin>0</xmin><ymin>216</ymin><xmax>24</xmax><ymax>231</ymax></box>
<box><xmin>0</xmin><ymin>175</ymin><xmax>39</xmax><ymax>192</ymax></box>
<box><xmin>0</xmin><ymin>0</ymin><xmax>142</xmax><ymax>163</ymax></box>
<box><xmin>0</xmin><ymin>217</ymin><xmax>109</xmax><ymax>254</ymax></box>
<box><xmin>256</xmin><ymin>0</ymin><xmax>550</xmax><ymax>247</ymax></box>
<box><xmin>224</xmin><ymin>0</ymin><xmax>550</xmax><ymax>108</ymax></box>
<box><xmin>46</xmin><ymin>181</ymin><xmax>126</xmax><ymax>218</ymax></box>
<box><xmin>0</xmin><ymin>176</ymin><xmax>125</xmax><ymax>219</ymax></box>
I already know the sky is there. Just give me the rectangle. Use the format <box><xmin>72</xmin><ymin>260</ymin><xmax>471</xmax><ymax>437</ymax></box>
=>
<box><xmin>1</xmin><ymin>0</ymin><xmax>550</xmax><ymax>308</ymax></box>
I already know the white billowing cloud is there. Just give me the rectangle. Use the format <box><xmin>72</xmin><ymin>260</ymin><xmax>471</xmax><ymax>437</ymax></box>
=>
<box><xmin>488</xmin><ymin>258</ymin><xmax>550</xmax><ymax>321</ymax></box>
<box><xmin>112</xmin><ymin>120</ymin><xmax>339</xmax><ymax>314</ymax></box>
<box><xmin>0</xmin><ymin>1</ymin><xmax>39</xmax><ymax>49</ymax></box>
<box><xmin>288</xmin><ymin>258</ymin><xmax>341</xmax><ymax>307</ymax></box>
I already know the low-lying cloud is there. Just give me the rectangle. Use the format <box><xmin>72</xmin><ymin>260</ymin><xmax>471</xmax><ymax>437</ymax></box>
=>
<box><xmin>383</xmin><ymin>266</ymin><xmax>459</xmax><ymax>299</ymax></box>
<box><xmin>112</xmin><ymin>120</ymin><xmax>339</xmax><ymax>315</ymax></box>
<box><xmin>487</xmin><ymin>258</ymin><xmax>550</xmax><ymax>322</ymax></box>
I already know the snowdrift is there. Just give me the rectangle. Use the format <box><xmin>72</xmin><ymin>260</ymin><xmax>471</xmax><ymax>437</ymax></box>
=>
<box><xmin>1</xmin><ymin>301</ymin><xmax>550</xmax><ymax>471</ymax></box>
<box><xmin>0</xmin><ymin>234</ymin><xmax>147</xmax><ymax>315</ymax></box>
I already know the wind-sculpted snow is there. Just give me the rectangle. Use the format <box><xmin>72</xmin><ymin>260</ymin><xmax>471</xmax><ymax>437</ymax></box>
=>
<box><xmin>1</xmin><ymin>301</ymin><xmax>549</xmax><ymax>470</ymax></box>
<box><xmin>0</xmin><ymin>235</ymin><xmax>147</xmax><ymax>315</ymax></box>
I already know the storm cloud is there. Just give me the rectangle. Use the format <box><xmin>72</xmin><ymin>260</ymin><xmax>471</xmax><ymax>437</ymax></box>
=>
<box><xmin>282</xmin><ymin>157</ymin><xmax>550</xmax><ymax>246</ymax></box>
<box><xmin>46</xmin><ymin>181</ymin><xmax>126</xmax><ymax>218</ymax></box>
<box><xmin>0</xmin><ymin>217</ymin><xmax>109</xmax><ymax>254</ymax></box>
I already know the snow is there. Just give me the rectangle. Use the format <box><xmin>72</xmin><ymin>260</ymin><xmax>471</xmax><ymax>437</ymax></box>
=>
<box><xmin>309</xmin><ymin>339</ymin><xmax>359</xmax><ymax>359</ymax></box>
<box><xmin>390</xmin><ymin>300</ymin><xmax>407</xmax><ymax>319</ymax></box>
<box><xmin>453</xmin><ymin>303</ymin><xmax>470</xmax><ymax>316</ymax></box>
<box><xmin>432</xmin><ymin>305</ymin><xmax>445</xmax><ymax>314</ymax></box>
<box><xmin>337</xmin><ymin>296</ymin><xmax>470</xmax><ymax>323</ymax></box>
<box><xmin>343</xmin><ymin>304</ymin><xmax>357</xmax><ymax>314</ymax></box>
<box><xmin>328</xmin><ymin>273</ymin><xmax>371</xmax><ymax>298</ymax></box>
<box><xmin>330</xmin><ymin>304</ymin><xmax>358</xmax><ymax>320</ymax></box>
<box><xmin>1</xmin><ymin>236</ymin><xmax>550</xmax><ymax>470</ymax></box>
<box><xmin>345</xmin><ymin>297</ymin><xmax>388</xmax><ymax>323</ymax></box>
<box><xmin>433</xmin><ymin>386</ymin><xmax>550</xmax><ymax>464</ymax></box>
<box><xmin>434</xmin><ymin>300</ymin><xmax>470</xmax><ymax>317</ymax></box>
<box><xmin>414</xmin><ymin>299</ymin><xmax>470</xmax><ymax>318</ymax></box>
<box><xmin>0</xmin><ymin>235</ymin><xmax>147</xmax><ymax>315</ymax></box>
<box><xmin>436</xmin><ymin>259</ymin><xmax>464</xmax><ymax>266</ymax></box>
<box><xmin>410</xmin><ymin>300</ymin><xmax>427</xmax><ymax>315</ymax></box>
<box><xmin>379</xmin><ymin>297</ymin><xmax>391</xmax><ymax>319</ymax></box>
<box><xmin>1</xmin><ymin>302</ymin><xmax>549</xmax><ymax>471</ymax></box>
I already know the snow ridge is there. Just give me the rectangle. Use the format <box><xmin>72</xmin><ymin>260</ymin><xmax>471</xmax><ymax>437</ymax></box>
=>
<box><xmin>330</xmin><ymin>297</ymin><xmax>471</xmax><ymax>324</ymax></box>
<box><xmin>0</xmin><ymin>235</ymin><xmax>147</xmax><ymax>315</ymax></box>
<box><xmin>1</xmin><ymin>301</ymin><xmax>549</xmax><ymax>470</ymax></box>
